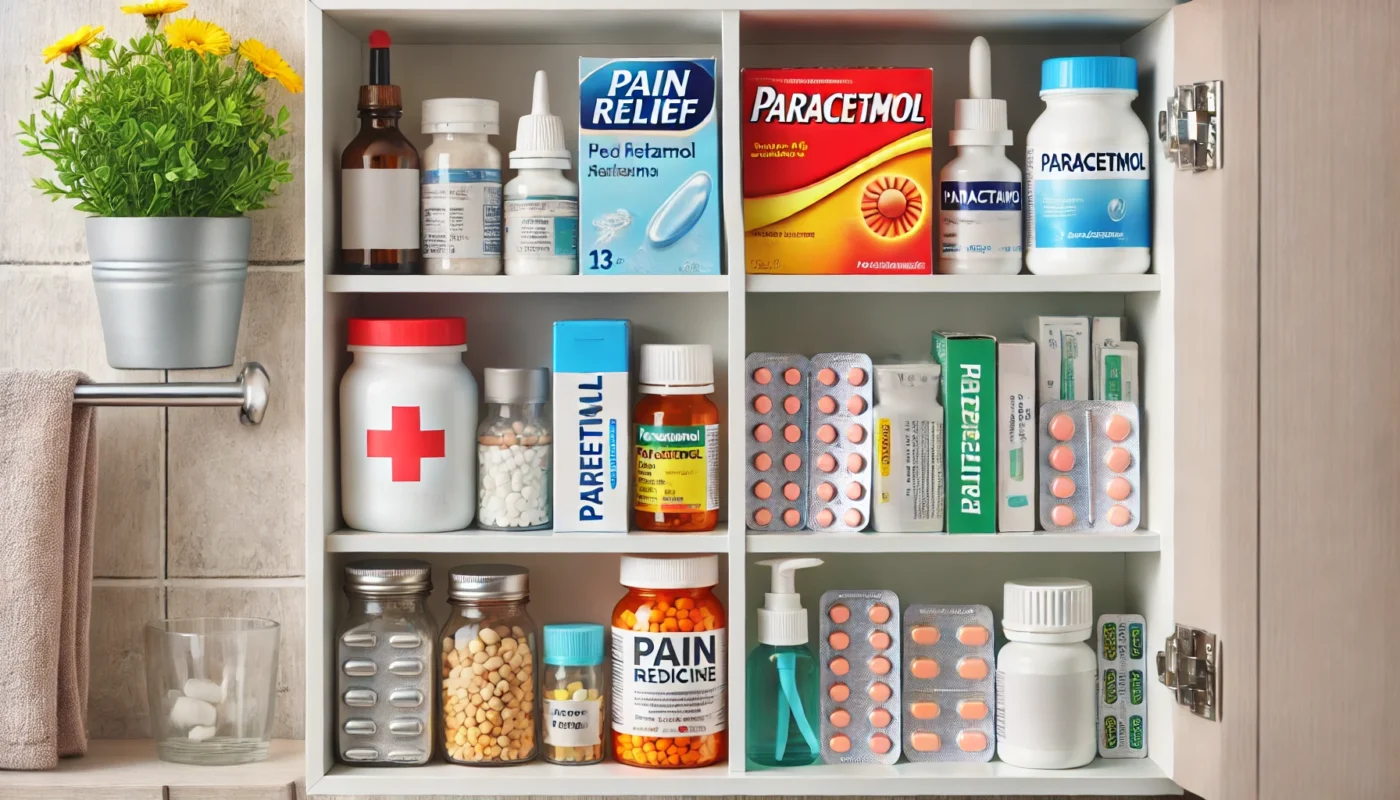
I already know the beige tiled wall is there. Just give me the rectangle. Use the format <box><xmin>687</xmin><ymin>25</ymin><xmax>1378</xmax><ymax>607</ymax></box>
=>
<box><xmin>0</xmin><ymin>0</ymin><xmax>308</xmax><ymax>740</ymax></box>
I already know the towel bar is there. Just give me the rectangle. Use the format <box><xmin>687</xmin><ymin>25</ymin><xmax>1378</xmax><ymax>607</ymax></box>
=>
<box><xmin>73</xmin><ymin>362</ymin><xmax>270</xmax><ymax>425</ymax></box>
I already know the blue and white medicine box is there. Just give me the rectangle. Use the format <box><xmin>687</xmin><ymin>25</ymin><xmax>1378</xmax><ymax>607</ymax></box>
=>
<box><xmin>579</xmin><ymin>57</ymin><xmax>721</xmax><ymax>275</ymax></box>
<box><xmin>553</xmin><ymin>320</ymin><xmax>630</xmax><ymax>531</ymax></box>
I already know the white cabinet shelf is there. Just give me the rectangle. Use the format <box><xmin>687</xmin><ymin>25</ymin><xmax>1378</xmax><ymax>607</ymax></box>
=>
<box><xmin>306</xmin><ymin>1</ymin><xmax>1191</xmax><ymax>796</ymax></box>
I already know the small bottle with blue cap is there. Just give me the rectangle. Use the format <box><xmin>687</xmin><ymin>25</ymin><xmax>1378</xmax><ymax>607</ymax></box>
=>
<box><xmin>542</xmin><ymin>623</ymin><xmax>606</xmax><ymax>764</ymax></box>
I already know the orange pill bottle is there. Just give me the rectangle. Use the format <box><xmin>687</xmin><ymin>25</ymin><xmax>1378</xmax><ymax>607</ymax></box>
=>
<box><xmin>634</xmin><ymin>344</ymin><xmax>720</xmax><ymax>532</ymax></box>
<box><xmin>611</xmin><ymin>555</ymin><xmax>727</xmax><ymax>768</ymax></box>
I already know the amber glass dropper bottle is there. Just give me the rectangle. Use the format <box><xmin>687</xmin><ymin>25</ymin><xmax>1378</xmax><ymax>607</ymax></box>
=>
<box><xmin>340</xmin><ymin>29</ymin><xmax>421</xmax><ymax>274</ymax></box>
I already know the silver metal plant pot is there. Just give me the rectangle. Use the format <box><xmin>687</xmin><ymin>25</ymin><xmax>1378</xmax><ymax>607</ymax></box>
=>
<box><xmin>86</xmin><ymin>217</ymin><xmax>251</xmax><ymax>370</ymax></box>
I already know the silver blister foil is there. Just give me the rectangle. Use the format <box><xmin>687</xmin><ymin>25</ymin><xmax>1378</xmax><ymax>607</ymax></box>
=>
<box><xmin>819</xmin><ymin>589</ymin><xmax>901</xmax><ymax>765</ymax></box>
<box><xmin>744</xmin><ymin>353</ymin><xmax>811</xmax><ymax>531</ymax></box>
<box><xmin>902</xmin><ymin>604</ymin><xmax>995</xmax><ymax>762</ymax></box>
<box><xmin>807</xmin><ymin>353</ymin><xmax>874</xmax><ymax>532</ymax></box>
<box><xmin>1038</xmin><ymin>400</ymin><xmax>1142</xmax><ymax>532</ymax></box>
<box><xmin>1097</xmin><ymin>613</ymin><xmax>1148</xmax><ymax>758</ymax></box>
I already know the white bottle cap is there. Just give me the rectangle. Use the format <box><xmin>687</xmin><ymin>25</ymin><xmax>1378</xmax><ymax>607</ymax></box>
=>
<box><xmin>1002</xmin><ymin>578</ymin><xmax>1093</xmax><ymax>643</ymax></box>
<box><xmin>756</xmin><ymin>558</ymin><xmax>823</xmax><ymax>646</ymax></box>
<box><xmin>510</xmin><ymin>70</ymin><xmax>571</xmax><ymax>169</ymax></box>
<box><xmin>422</xmin><ymin>98</ymin><xmax>499</xmax><ymax>135</ymax></box>
<box><xmin>620</xmin><ymin>555</ymin><xmax>719</xmax><ymax>589</ymax></box>
<box><xmin>638</xmin><ymin>344</ymin><xmax>714</xmax><ymax>394</ymax></box>
<box><xmin>951</xmin><ymin>37</ymin><xmax>1012</xmax><ymax>147</ymax></box>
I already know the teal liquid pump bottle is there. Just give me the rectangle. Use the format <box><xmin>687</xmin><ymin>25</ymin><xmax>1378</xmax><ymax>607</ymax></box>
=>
<box><xmin>746</xmin><ymin>558</ymin><xmax>823</xmax><ymax>767</ymax></box>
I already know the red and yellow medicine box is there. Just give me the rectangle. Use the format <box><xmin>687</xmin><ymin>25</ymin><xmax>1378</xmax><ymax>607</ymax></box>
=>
<box><xmin>742</xmin><ymin>68</ymin><xmax>934</xmax><ymax>275</ymax></box>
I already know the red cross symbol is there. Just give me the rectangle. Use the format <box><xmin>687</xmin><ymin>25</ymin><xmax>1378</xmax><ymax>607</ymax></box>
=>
<box><xmin>366</xmin><ymin>406</ymin><xmax>445</xmax><ymax>482</ymax></box>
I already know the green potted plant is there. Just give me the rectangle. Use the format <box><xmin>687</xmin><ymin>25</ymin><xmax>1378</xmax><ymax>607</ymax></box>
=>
<box><xmin>18</xmin><ymin>1</ymin><xmax>299</xmax><ymax>369</ymax></box>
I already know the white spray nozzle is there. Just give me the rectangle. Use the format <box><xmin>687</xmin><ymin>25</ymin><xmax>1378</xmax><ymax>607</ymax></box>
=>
<box><xmin>531</xmin><ymin>70</ymin><xmax>550</xmax><ymax>115</ymax></box>
<box><xmin>756</xmin><ymin>558</ymin><xmax>823</xmax><ymax>646</ymax></box>
<box><xmin>759</xmin><ymin>557</ymin><xmax>824</xmax><ymax>595</ymax></box>
<box><xmin>969</xmin><ymin>36</ymin><xmax>992</xmax><ymax>99</ymax></box>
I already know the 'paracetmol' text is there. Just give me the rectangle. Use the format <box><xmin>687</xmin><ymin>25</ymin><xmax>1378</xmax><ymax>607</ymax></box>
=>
<box><xmin>958</xmin><ymin>364</ymin><xmax>982</xmax><ymax>514</ymax></box>
<box><xmin>748</xmin><ymin>86</ymin><xmax>928</xmax><ymax>125</ymax></box>
<box><xmin>1040</xmin><ymin>151</ymin><xmax>1147</xmax><ymax>173</ymax></box>
<box><xmin>576</xmin><ymin>376</ymin><xmax>607</xmax><ymax>521</ymax></box>
<box><xmin>631</xmin><ymin>632</ymin><xmax>719</xmax><ymax>684</ymax></box>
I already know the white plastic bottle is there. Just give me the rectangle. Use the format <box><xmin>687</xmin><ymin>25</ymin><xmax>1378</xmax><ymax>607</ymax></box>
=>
<box><xmin>1025</xmin><ymin>57</ymin><xmax>1151</xmax><ymax>275</ymax></box>
<box><xmin>505</xmin><ymin>71</ymin><xmax>579</xmax><ymax>276</ymax></box>
<box><xmin>421</xmin><ymin>98</ymin><xmax>503</xmax><ymax>275</ymax></box>
<box><xmin>996</xmin><ymin>578</ymin><xmax>1097</xmax><ymax>769</ymax></box>
<box><xmin>938</xmin><ymin>36</ymin><xmax>1023</xmax><ymax>275</ymax></box>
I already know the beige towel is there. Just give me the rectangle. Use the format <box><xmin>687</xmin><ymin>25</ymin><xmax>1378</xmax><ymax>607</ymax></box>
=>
<box><xmin>0</xmin><ymin>371</ymin><xmax>97</xmax><ymax>770</ymax></box>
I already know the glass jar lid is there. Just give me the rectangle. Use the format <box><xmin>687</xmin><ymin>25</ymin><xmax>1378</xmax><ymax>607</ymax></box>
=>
<box><xmin>483</xmin><ymin>367</ymin><xmax>549</xmax><ymax>404</ymax></box>
<box><xmin>450</xmin><ymin>563</ymin><xmax>530</xmax><ymax>601</ymax></box>
<box><xmin>344</xmin><ymin>559</ymin><xmax>432</xmax><ymax>596</ymax></box>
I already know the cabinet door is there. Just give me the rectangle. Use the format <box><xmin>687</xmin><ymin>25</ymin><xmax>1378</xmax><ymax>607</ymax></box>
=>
<box><xmin>1170</xmin><ymin>0</ymin><xmax>1261</xmax><ymax>797</ymax></box>
<box><xmin>1259</xmin><ymin>1</ymin><xmax>1400</xmax><ymax>797</ymax></box>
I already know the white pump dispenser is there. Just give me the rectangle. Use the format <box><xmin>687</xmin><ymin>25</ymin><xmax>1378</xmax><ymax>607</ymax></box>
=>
<box><xmin>938</xmin><ymin>36</ymin><xmax>1024</xmax><ymax>275</ymax></box>
<box><xmin>756</xmin><ymin>558</ymin><xmax>823</xmax><ymax>646</ymax></box>
<box><xmin>504</xmin><ymin>70</ymin><xmax>580</xmax><ymax>275</ymax></box>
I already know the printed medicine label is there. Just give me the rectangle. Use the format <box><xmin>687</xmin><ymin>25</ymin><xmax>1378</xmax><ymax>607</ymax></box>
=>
<box><xmin>422</xmin><ymin>168</ymin><xmax>503</xmax><ymax>258</ymax></box>
<box><xmin>611</xmin><ymin>628</ymin><xmax>726</xmax><ymax>737</ymax></box>
<box><xmin>544</xmin><ymin>698</ymin><xmax>602</xmax><ymax>747</ymax></box>
<box><xmin>505</xmin><ymin>197</ymin><xmax>579</xmax><ymax>258</ymax></box>
<box><xmin>634</xmin><ymin>424</ymin><xmax>719</xmax><ymax>513</ymax></box>
<box><xmin>1026</xmin><ymin>149</ymin><xmax>1149</xmax><ymax>249</ymax></box>
<box><xmin>940</xmin><ymin>180</ymin><xmax>1024</xmax><ymax>258</ymax></box>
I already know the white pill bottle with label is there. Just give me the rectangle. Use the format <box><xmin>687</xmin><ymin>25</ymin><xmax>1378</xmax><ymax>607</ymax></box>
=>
<box><xmin>505</xmin><ymin>71</ymin><xmax>580</xmax><ymax>275</ymax></box>
<box><xmin>995</xmin><ymin>578</ymin><xmax>1097</xmax><ymax>769</ymax></box>
<box><xmin>1025</xmin><ymin>57</ymin><xmax>1151</xmax><ymax>275</ymax></box>
<box><xmin>421</xmin><ymin>98</ymin><xmax>503</xmax><ymax>275</ymax></box>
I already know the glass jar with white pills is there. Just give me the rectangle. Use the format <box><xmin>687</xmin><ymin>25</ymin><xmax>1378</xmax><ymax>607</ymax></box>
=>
<box><xmin>477</xmin><ymin>367</ymin><xmax>551</xmax><ymax>530</ymax></box>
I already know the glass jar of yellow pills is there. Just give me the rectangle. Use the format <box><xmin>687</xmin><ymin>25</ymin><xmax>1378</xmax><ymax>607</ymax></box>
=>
<box><xmin>541</xmin><ymin>624</ymin><xmax>605</xmax><ymax>765</ymax></box>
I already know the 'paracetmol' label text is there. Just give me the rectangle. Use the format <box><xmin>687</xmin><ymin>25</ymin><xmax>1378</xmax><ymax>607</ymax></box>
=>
<box><xmin>1026</xmin><ymin>149</ymin><xmax>1149</xmax><ymax>249</ymax></box>
<box><xmin>634</xmin><ymin>424</ymin><xmax>720</xmax><ymax>514</ymax></box>
<box><xmin>940</xmin><ymin>180</ymin><xmax>1023</xmax><ymax>259</ymax></box>
<box><xmin>611</xmin><ymin>628</ymin><xmax>726</xmax><ymax>737</ymax></box>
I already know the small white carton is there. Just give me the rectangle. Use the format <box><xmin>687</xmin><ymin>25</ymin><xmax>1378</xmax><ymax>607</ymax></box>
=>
<box><xmin>1098</xmin><ymin>342</ymin><xmax>1140</xmax><ymax>404</ymax></box>
<box><xmin>552</xmin><ymin>320</ymin><xmax>630</xmax><ymax>531</ymax></box>
<box><xmin>1091</xmin><ymin>316</ymin><xmax>1122</xmax><ymax>399</ymax></box>
<box><xmin>997</xmin><ymin>341</ymin><xmax>1036</xmax><ymax>532</ymax></box>
<box><xmin>1025</xmin><ymin>316</ymin><xmax>1090</xmax><ymax>405</ymax></box>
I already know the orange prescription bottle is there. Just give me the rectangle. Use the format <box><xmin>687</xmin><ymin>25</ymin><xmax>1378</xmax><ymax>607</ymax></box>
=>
<box><xmin>611</xmin><ymin>555</ymin><xmax>727</xmax><ymax>768</ymax></box>
<box><xmin>633</xmin><ymin>344</ymin><xmax>720</xmax><ymax>532</ymax></box>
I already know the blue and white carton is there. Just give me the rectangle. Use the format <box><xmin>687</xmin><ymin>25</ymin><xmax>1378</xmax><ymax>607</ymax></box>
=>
<box><xmin>553</xmin><ymin>320</ymin><xmax>630</xmax><ymax>532</ymax></box>
<box><xmin>579</xmin><ymin>57</ymin><xmax>721</xmax><ymax>275</ymax></box>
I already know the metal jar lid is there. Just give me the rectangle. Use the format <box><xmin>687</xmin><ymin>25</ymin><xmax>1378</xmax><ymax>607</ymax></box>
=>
<box><xmin>344</xmin><ymin>559</ymin><xmax>432</xmax><ymax>596</ymax></box>
<box><xmin>449</xmin><ymin>564</ymin><xmax>530</xmax><ymax>602</ymax></box>
<box><xmin>483</xmin><ymin>368</ymin><xmax>549</xmax><ymax>404</ymax></box>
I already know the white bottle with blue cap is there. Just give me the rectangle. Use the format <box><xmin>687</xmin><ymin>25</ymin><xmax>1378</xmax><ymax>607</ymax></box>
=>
<box><xmin>1025</xmin><ymin>56</ymin><xmax>1151</xmax><ymax>275</ymax></box>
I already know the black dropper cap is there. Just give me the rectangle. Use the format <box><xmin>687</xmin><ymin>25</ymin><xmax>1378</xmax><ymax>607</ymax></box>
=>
<box><xmin>368</xmin><ymin>29</ymin><xmax>391</xmax><ymax>85</ymax></box>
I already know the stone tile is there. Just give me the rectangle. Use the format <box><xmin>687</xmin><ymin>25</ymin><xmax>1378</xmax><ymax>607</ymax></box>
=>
<box><xmin>166</xmin><ymin>584</ymin><xmax>305</xmax><ymax>739</ymax></box>
<box><xmin>167</xmin><ymin>269</ymin><xmax>304</xmax><ymax>578</ymax></box>
<box><xmin>0</xmin><ymin>0</ymin><xmax>305</xmax><ymax>264</ymax></box>
<box><xmin>0</xmin><ymin>266</ymin><xmax>163</xmax><ymax>578</ymax></box>
<box><xmin>87</xmin><ymin>585</ymin><xmax>162</xmax><ymax>739</ymax></box>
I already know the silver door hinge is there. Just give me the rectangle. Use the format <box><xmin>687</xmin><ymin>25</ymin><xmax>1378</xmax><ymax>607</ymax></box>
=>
<box><xmin>1159</xmin><ymin>81</ymin><xmax>1222</xmax><ymax>171</ymax></box>
<box><xmin>1157</xmin><ymin>625</ymin><xmax>1217</xmax><ymax>720</ymax></box>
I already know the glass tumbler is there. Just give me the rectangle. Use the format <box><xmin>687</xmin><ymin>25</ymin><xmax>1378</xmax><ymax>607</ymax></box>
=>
<box><xmin>144</xmin><ymin>617</ymin><xmax>281</xmax><ymax>765</ymax></box>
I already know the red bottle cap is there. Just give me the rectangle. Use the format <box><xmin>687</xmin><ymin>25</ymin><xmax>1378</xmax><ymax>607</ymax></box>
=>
<box><xmin>348</xmin><ymin>318</ymin><xmax>466</xmax><ymax>347</ymax></box>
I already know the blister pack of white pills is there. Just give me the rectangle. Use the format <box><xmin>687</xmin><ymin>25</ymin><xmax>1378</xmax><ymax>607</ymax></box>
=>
<box><xmin>819</xmin><ymin>589</ymin><xmax>901</xmax><ymax>764</ymax></box>
<box><xmin>807</xmin><ymin>353</ymin><xmax>874</xmax><ymax>531</ymax></box>
<box><xmin>1097</xmin><ymin>613</ymin><xmax>1148</xmax><ymax>758</ymax></box>
<box><xmin>745</xmin><ymin>353</ymin><xmax>810</xmax><ymax>531</ymax></box>
<box><xmin>1038</xmin><ymin>400</ymin><xmax>1142</xmax><ymax>532</ymax></box>
<box><xmin>902</xmin><ymin>605</ymin><xmax>996</xmax><ymax>762</ymax></box>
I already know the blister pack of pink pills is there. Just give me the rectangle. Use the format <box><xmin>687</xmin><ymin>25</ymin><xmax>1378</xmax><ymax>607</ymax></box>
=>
<box><xmin>901</xmin><ymin>605</ymin><xmax>996</xmax><ymax>762</ymax></box>
<box><xmin>819</xmin><ymin>590</ymin><xmax>901</xmax><ymax>764</ymax></box>
<box><xmin>745</xmin><ymin>353</ymin><xmax>810</xmax><ymax>531</ymax></box>
<box><xmin>1039</xmin><ymin>401</ymin><xmax>1142</xmax><ymax>532</ymax></box>
<box><xmin>807</xmin><ymin>353</ymin><xmax>874</xmax><ymax>532</ymax></box>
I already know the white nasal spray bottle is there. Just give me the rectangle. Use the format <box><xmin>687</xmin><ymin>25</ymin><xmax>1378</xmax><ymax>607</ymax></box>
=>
<box><xmin>938</xmin><ymin>36</ymin><xmax>1024</xmax><ymax>275</ymax></box>
<box><xmin>505</xmin><ymin>70</ymin><xmax>580</xmax><ymax>276</ymax></box>
<box><xmin>748</xmin><ymin>558</ymin><xmax>824</xmax><ymax>767</ymax></box>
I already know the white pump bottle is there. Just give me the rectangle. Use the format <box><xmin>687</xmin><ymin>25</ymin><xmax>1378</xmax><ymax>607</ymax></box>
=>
<box><xmin>504</xmin><ymin>70</ymin><xmax>580</xmax><ymax>275</ymax></box>
<box><xmin>938</xmin><ymin>36</ymin><xmax>1024</xmax><ymax>275</ymax></box>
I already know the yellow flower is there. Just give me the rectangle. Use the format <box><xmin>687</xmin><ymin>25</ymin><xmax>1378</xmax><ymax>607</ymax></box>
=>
<box><xmin>120</xmin><ymin>0</ymin><xmax>188</xmax><ymax>18</ymax></box>
<box><xmin>42</xmin><ymin>25</ymin><xmax>105</xmax><ymax>63</ymax></box>
<box><xmin>165</xmin><ymin>18</ymin><xmax>231</xmax><ymax>56</ymax></box>
<box><xmin>239</xmin><ymin>39</ymin><xmax>303</xmax><ymax>93</ymax></box>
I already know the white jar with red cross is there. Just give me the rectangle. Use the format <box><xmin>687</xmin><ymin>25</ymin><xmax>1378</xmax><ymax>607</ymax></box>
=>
<box><xmin>340</xmin><ymin>318</ymin><xmax>478</xmax><ymax>532</ymax></box>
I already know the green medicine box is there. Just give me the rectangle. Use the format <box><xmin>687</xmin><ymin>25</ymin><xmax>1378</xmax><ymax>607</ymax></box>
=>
<box><xmin>932</xmin><ymin>332</ymin><xmax>997</xmax><ymax>533</ymax></box>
